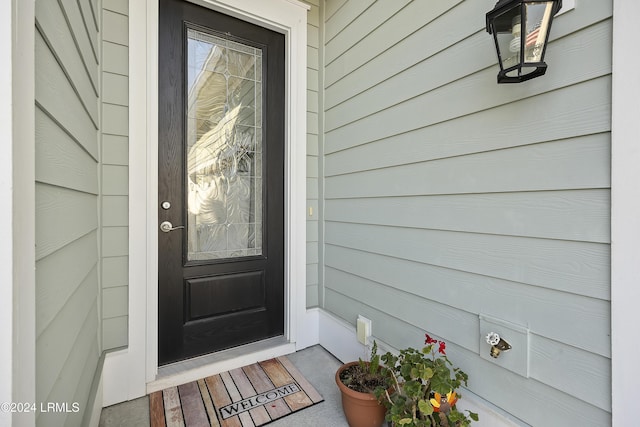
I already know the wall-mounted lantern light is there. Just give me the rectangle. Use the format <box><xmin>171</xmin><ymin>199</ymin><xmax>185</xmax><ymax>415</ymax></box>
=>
<box><xmin>486</xmin><ymin>0</ymin><xmax>562</xmax><ymax>83</ymax></box>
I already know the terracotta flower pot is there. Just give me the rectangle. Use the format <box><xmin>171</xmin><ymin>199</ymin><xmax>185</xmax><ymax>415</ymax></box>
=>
<box><xmin>335</xmin><ymin>361</ymin><xmax>387</xmax><ymax>427</ymax></box>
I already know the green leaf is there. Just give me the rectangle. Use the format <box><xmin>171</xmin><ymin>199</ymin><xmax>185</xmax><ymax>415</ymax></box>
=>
<box><xmin>398</xmin><ymin>418</ymin><xmax>413</xmax><ymax>425</ymax></box>
<box><xmin>469</xmin><ymin>411</ymin><xmax>479</xmax><ymax>421</ymax></box>
<box><xmin>421</xmin><ymin>367</ymin><xmax>434</xmax><ymax>380</ymax></box>
<box><xmin>418</xmin><ymin>399</ymin><xmax>434</xmax><ymax>415</ymax></box>
<box><xmin>410</xmin><ymin>367</ymin><xmax>419</xmax><ymax>379</ymax></box>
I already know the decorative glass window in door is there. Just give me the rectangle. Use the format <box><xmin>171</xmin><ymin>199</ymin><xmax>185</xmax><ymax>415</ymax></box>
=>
<box><xmin>186</xmin><ymin>28</ymin><xmax>262</xmax><ymax>261</ymax></box>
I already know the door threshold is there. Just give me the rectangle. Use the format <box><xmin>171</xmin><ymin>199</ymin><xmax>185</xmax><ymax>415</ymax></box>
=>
<box><xmin>147</xmin><ymin>336</ymin><xmax>295</xmax><ymax>394</ymax></box>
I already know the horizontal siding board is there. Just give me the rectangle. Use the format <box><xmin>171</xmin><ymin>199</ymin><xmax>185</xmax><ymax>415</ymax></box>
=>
<box><xmin>306</xmin><ymin>241</ymin><xmax>318</xmax><ymax>264</ymax></box>
<box><xmin>326</xmin><ymin>3</ymin><xmax>611</xmax><ymax>109</ymax></box>
<box><xmin>35</xmin><ymin>184</ymin><xmax>98</xmax><ymax>260</ymax></box>
<box><xmin>324</xmin><ymin>295</ymin><xmax>610</xmax><ymax>426</ymax></box>
<box><xmin>324</xmin><ymin>289</ymin><xmax>426</xmax><ymax>351</ymax></box>
<box><xmin>326</xmin><ymin>20</ymin><xmax>612</xmax><ymax>132</ymax></box>
<box><xmin>102</xmin><ymin>72</ymin><xmax>129</xmax><ymax>106</ymax></box>
<box><xmin>87</xmin><ymin>0</ymin><xmax>100</xmax><ymax>30</ymax></box>
<box><xmin>327</xmin><ymin>267</ymin><xmax>480</xmax><ymax>350</ymax></box>
<box><xmin>101</xmin><ymin>1</ymin><xmax>129</xmax><ymax>352</ymax></box>
<box><xmin>69</xmin><ymin>336</ymin><xmax>100</xmax><ymax>426</ymax></box>
<box><xmin>102</xmin><ymin>286</ymin><xmax>128</xmax><ymax>319</ymax></box>
<box><xmin>102</xmin><ymin>164</ymin><xmax>129</xmax><ymax>195</ymax></box>
<box><xmin>103</xmin><ymin>316</ymin><xmax>128</xmax><ymax>350</ymax></box>
<box><xmin>38</xmin><ymin>306</ymin><xmax>99</xmax><ymax>427</ymax></box>
<box><xmin>36</xmin><ymin>31</ymin><xmax>98</xmax><ymax>160</ymax></box>
<box><xmin>326</xmin><ymin>1</ymin><xmax>467</xmax><ymax>87</ymax></box>
<box><xmin>307</xmin><ymin>45</ymin><xmax>319</xmax><ymax>71</ymax></box>
<box><xmin>325</xmin><ymin>244</ymin><xmax>610</xmax><ymax>357</ymax></box>
<box><xmin>529</xmin><ymin>334</ymin><xmax>611</xmax><ymax>410</ymax></box>
<box><xmin>325</xmin><ymin>86</ymin><xmax>610</xmax><ymax>174</ymax></box>
<box><xmin>103</xmin><ymin>103</ymin><xmax>129</xmax><ymax>136</ymax></box>
<box><xmin>457</xmin><ymin>349</ymin><xmax>611</xmax><ymax>426</ymax></box>
<box><xmin>103</xmin><ymin>41</ymin><xmax>129</xmax><ymax>75</ymax></box>
<box><xmin>306</xmin><ymin>263</ymin><xmax>319</xmax><ymax>286</ymax></box>
<box><xmin>327</xmin><ymin>28</ymin><xmax>489</xmax><ymax>116</ymax></box>
<box><xmin>325</xmin><ymin>222</ymin><xmax>610</xmax><ymax>301</ymax></box>
<box><xmin>36</xmin><ymin>267</ymin><xmax>98</xmax><ymax>404</ymax></box>
<box><xmin>39</xmin><ymin>313</ymin><xmax>98</xmax><ymax>427</ymax></box>
<box><xmin>325</xmin><ymin>189</ymin><xmax>611</xmax><ymax>243</ymax></box>
<box><xmin>454</xmin><ymin>337</ymin><xmax>612</xmax><ymax>426</ymax></box>
<box><xmin>307</xmin><ymin>68</ymin><xmax>318</xmax><ymax>92</ymax></box>
<box><xmin>305</xmin><ymin>0</ymin><xmax>319</xmax><ymax>21</ymax></box>
<box><xmin>103</xmin><ymin>8</ymin><xmax>128</xmax><ymax>46</ymax></box>
<box><xmin>59</xmin><ymin>0</ymin><xmax>99</xmax><ymax>75</ymax></box>
<box><xmin>325</xmin><ymin>65</ymin><xmax>611</xmax><ymax>153</ymax></box>
<box><xmin>306</xmin><ymin>284</ymin><xmax>318</xmax><ymax>307</ymax></box>
<box><xmin>35</xmin><ymin>107</ymin><xmax>98</xmax><ymax>194</ymax></box>
<box><xmin>307</xmin><ymin>214</ymin><xmax>319</xmax><ymax>239</ymax></box>
<box><xmin>102</xmin><ymin>195</ymin><xmax>129</xmax><ymax>226</ymax></box>
<box><xmin>307</xmin><ymin>111</ymin><xmax>318</xmax><ymax>135</ymax></box>
<box><xmin>307</xmin><ymin>223</ymin><xmax>319</xmax><ymax>244</ymax></box>
<box><xmin>325</xmin><ymin>0</ymin><xmax>413</xmax><ymax>65</ymax></box>
<box><xmin>322</xmin><ymin>1</ymin><xmax>613</xmax><ymax>425</ymax></box>
<box><xmin>307</xmin><ymin>89</ymin><xmax>318</xmax><ymax>113</ymax></box>
<box><xmin>325</xmin><ymin>0</ymin><xmax>484</xmax><ymax>106</ymax></box>
<box><xmin>103</xmin><ymin>0</ymin><xmax>127</xmax><ymax>15</ymax></box>
<box><xmin>305</xmin><ymin>0</ymin><xmax>318</xmax><ymax>310</ymax></box>
<box><xmin>307</xmin><ymin>134</ymin><xmax>318</xmax><ymax>156</ymax></box>
<box><xmin>307</xmin><ymin>156</ymin><xmax>318</xmax><ymax>178</ymax></box>
<box><xmin>307</xmin><ymin>177</ymin><xmax>318</xmax><ymax>199</ymax></box>
<box><xmin>324</xmin><ymin>0</ymin><xmax>371</xmax><ymax>42</ymax></box>
<box><xmin>35</xmin><ymin>0</ymin><xmax>99</xmax><ymax>104</ymax></box>
<box><xmin>76</xmin><ymin>0</ymin><xmax>99</xmax><ymax>58</ymax></box>
<box><xmin>102</xmin><ymin>134</ymin><xmax>129</xmax><ymax>165</ymax></box>
<box><xmin>326</xmin><ymin>136</ymin><xmax>611</xmax><ymax>198</ymax></box>
<box><xmin>102</xmin><ymin>256</ymin><xmax>129</xmax><ymax>288</ymax></box>
<box><xmin>36</xmin><ymin>231</ymin><xmax>98</xmax><ymax>336</ymax></box>
<box><xmin>37</xmin><ymin>0</ymin><xmax>98</xmax><ymax>89</ymax></box>
<box><xmin>307</xmin><ymin>26</ymin><xmax>319</xmax><ymax>51</ymax></box>
<box><xmin>102</xmin><ymin>226</ymin><xmax>129</xmax><ymax>257</ymax></box>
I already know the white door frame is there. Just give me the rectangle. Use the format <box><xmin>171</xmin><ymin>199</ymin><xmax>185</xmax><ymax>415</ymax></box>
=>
<box><xmin>102</xmin><ymin>0</ymin><xmax>310</xmax><ymax>405</ymax></box>
<box><xmin>611</xmin><ymin>1</ymin><xmax>640</xmax><ymax>425</ymax></box>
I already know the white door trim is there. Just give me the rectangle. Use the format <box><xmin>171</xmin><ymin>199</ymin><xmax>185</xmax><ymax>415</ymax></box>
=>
<box><xmin>103</xmin><ymin>0</ymin><xmax>309</xmax><ymax>406</ymax></box>
<box><xmin>611</xmin><ymin>1</ymin><xmax>640</xmax><ymax>425</ymax></box>
<box><xmin>1</xmin><ymin>0</ymin><xmax>36</xmax><ymax>425</ymax></box>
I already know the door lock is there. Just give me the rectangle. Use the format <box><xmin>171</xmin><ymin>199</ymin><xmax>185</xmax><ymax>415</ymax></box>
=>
<box><xmin>160</xmin><ymin>221</ymin><xmax>185</xmax><ymax>233</ymax></box>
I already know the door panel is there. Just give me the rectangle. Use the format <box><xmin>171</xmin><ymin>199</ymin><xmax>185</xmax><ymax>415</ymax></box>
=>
<box><xmin>158</xmin><ymin>0</ymin><xmax>285</xmax><ymax>365</ymax></box>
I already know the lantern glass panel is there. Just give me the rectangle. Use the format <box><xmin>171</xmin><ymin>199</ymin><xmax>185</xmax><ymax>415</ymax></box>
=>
<box><xmin>523</xmin><ymin>2</ymin><xmax>554</xmax><ymax>63</ymax></box>
<box><xmin>489</xmin><ymin>5</ymin><xmax>520</xmax><ymax>71</ymax></box>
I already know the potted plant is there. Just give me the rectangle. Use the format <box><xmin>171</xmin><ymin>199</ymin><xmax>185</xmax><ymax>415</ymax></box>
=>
<box><xmin>336</xmin><ymin>341</ymin><xmax>389</xmax><ymax>427</ymax></box>
<box><xmin>374</xmin><ymin>333</ymin><xmax>479</xmax><ymax>427</ymax></box>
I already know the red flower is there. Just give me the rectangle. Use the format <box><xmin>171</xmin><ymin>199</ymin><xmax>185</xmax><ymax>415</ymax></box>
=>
<box><xmin>438</xmin><ymin>341</ymin><xmax>446</xmax><ymax>355</ymax></box>
<box><xmin>425</xmin><ymin>333</ymin><xmax>437</xmax><ymax>345</ymax></box>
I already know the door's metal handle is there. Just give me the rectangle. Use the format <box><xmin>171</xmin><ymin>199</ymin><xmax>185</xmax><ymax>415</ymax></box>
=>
<box><xmin>160</xmin><ymin>221</ymin><xmax>185</xmax><ymax>233</ymax></box>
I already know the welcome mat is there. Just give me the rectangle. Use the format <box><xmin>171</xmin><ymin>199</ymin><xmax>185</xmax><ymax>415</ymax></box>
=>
<box><xmin>149</xmin><ymin>356</ymin><xmax>324</xmax><ymax>427</ymax></box>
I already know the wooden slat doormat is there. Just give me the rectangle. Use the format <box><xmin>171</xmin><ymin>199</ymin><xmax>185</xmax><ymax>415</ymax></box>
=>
<box><xmin>149</xmin><ymin>356</ymin><xmax>324</xmax><ymax>427</ymax></box>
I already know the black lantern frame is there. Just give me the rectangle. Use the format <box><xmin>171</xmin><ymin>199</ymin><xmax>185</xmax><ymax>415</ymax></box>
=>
<box><xmin>486</xmin><ymin>0</ymin><xmax>562</xmax><ymax>83</ymax></box>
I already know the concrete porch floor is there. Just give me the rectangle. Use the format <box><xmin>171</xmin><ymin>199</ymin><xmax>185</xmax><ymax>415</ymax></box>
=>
<box><xmin>98</xmin><ymin>345</ymin><xmax>350</xmax><ymax>426</ymax></box>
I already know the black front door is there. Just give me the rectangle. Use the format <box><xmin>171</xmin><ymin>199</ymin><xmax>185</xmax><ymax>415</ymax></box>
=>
<box><xmin>158</xmin><ymin>0</ymin><xmax>285</xmax><ymax>365</ymax></box>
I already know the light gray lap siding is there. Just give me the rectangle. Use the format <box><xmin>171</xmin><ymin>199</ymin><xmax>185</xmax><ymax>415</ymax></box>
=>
<box><xmin>321</xmin><ymin>1</ymin><xmax>612</xmax><ymax>425</ymax></box>
<box><xmin>101</xmin><ymin>1</ymin><xmax>130</xmax><ymax>350</ymax></box>
<box><xmin>34</xmin><ymin>0</ymin><xmax>101</xmax><ymax>425</ymax></box>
